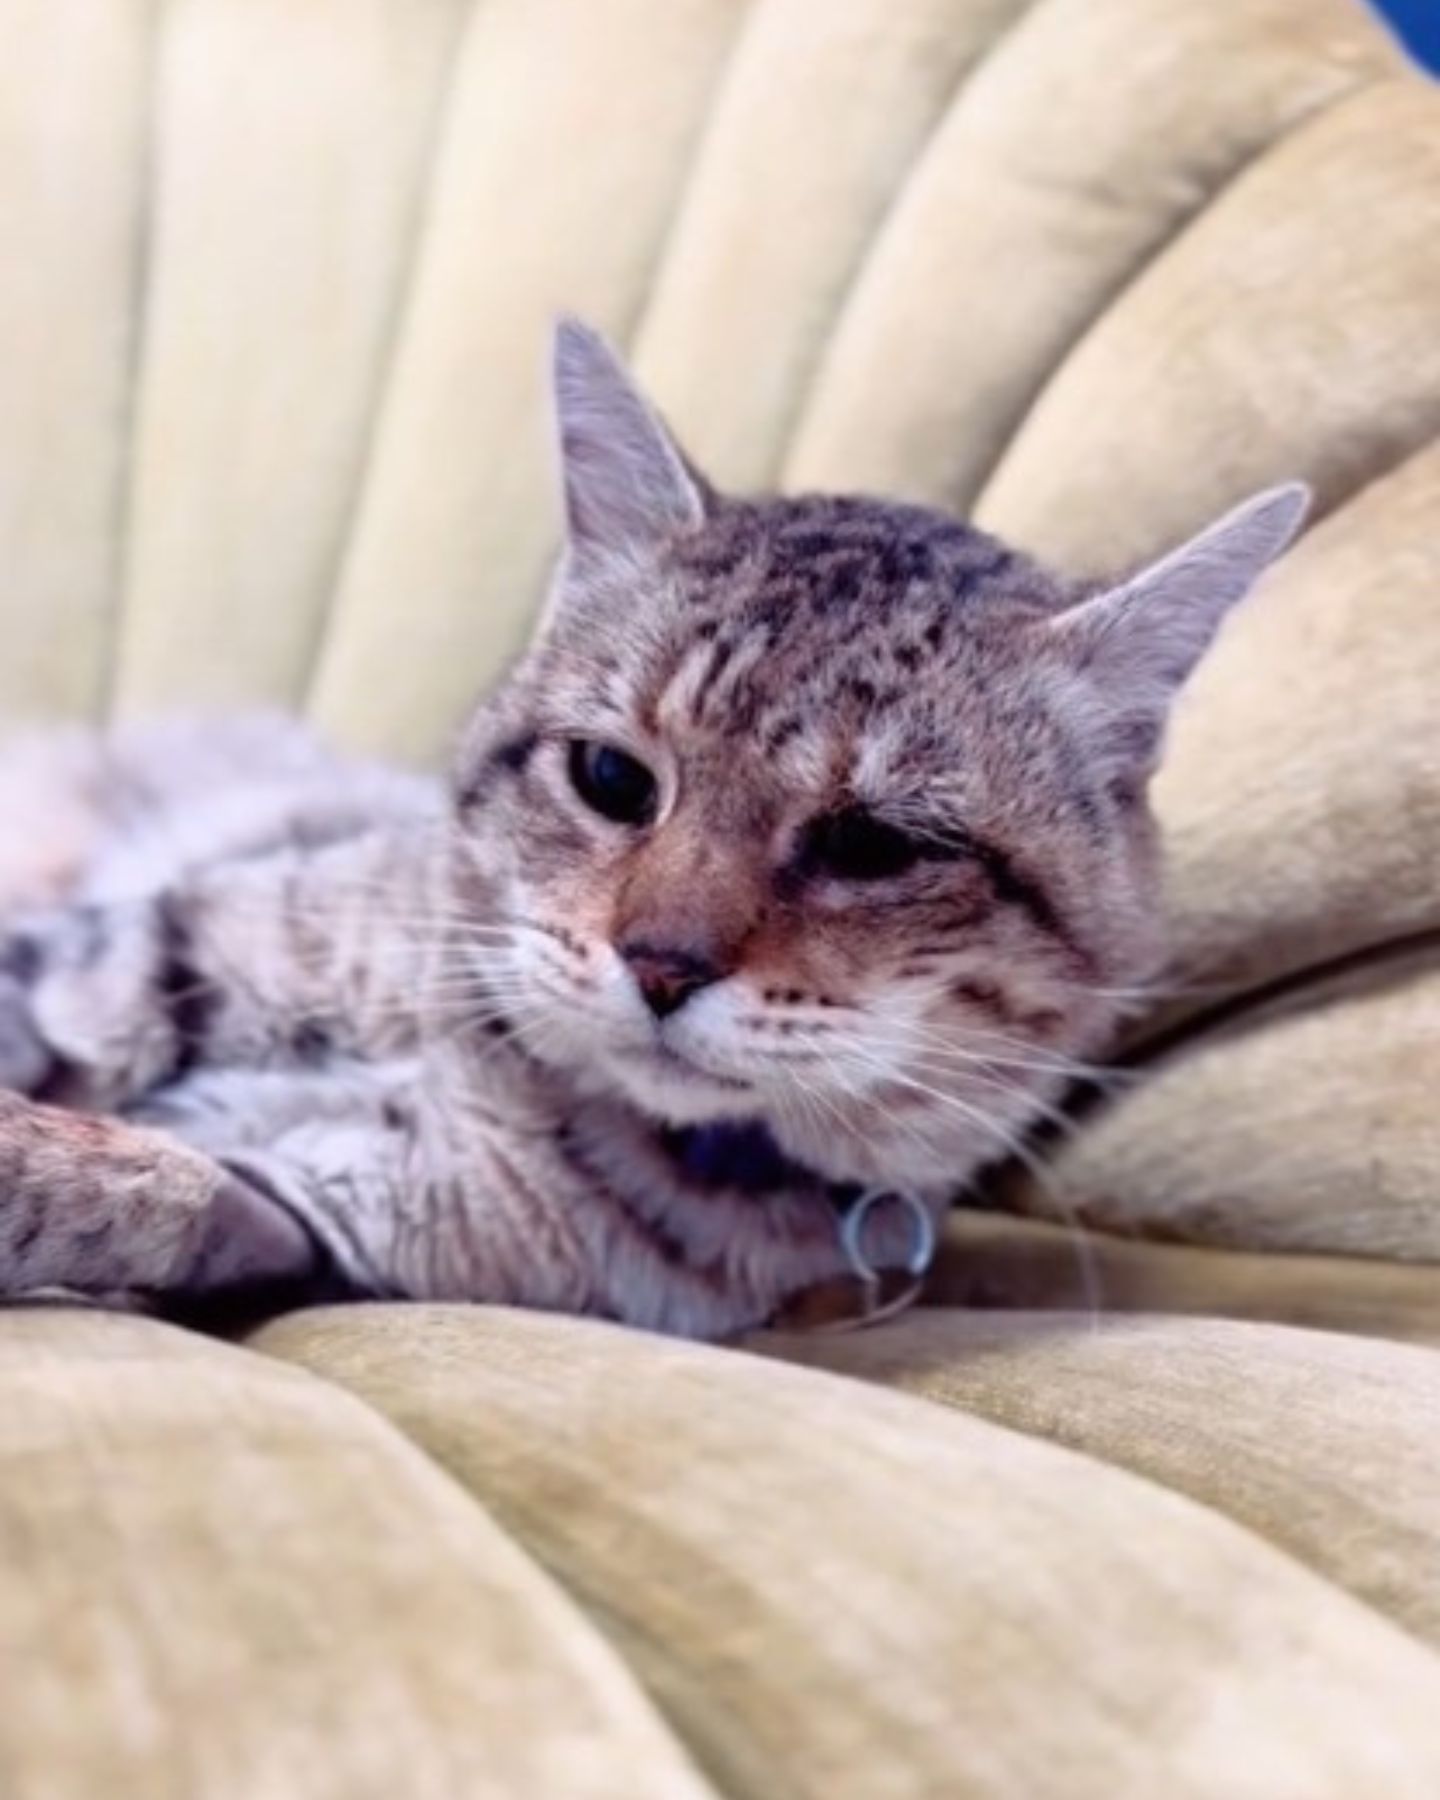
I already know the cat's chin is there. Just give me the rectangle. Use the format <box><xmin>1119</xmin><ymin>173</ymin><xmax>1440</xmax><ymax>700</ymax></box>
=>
<box><xmin>599</xmin><ymin>1053</ymin><xmax>970</xmax><ymax>1195</ymax></box>
<box><xmin>544</xmin><ymin>1035</ymin><xmax>986</xmax><ymax>1196</ymax></box>
<box><xmin>601</xmin><ymin>1042</ymin><xmax>765</xmax><ymax>1127</ymax></box>
<box><xmin>762</xmin><ymin>1111</ymin><xmax>969</xmax><ymax>1201</ymax></box>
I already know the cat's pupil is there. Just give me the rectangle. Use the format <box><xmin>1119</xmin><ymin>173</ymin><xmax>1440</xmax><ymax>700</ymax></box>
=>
<box><xmin>806</xmin><ymin>807</ymin><xmax>922</xmax><ymax>881</ymax></box>
<box><xmin>568</xmin><ymin>741</ymin><xmax>658</xmax><ymax>826</ymax></box>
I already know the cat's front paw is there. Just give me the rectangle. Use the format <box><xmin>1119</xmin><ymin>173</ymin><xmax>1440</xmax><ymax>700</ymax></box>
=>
<box><xmin>0</xmin><ymin>972</ymin><xmax>53</xmax><ymax>1095</ymax></box>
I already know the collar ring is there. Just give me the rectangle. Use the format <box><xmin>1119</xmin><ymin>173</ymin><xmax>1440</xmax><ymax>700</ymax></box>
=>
<box><xmin>840</xmin><ymin>1187</ymin><xmax>936</xmax><ymax>1287</ymax></box>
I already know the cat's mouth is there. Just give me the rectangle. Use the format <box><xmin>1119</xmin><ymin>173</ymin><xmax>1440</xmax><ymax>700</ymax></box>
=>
<box><xmin>602</xmin><ymin>1037</ymin><xmax>761</xmax><ymax>1126</ymax></box>
<box><xmin>616</xmin><ymin>1039</ymin><xmax>752</xmax><ymax>1094</ymax></box>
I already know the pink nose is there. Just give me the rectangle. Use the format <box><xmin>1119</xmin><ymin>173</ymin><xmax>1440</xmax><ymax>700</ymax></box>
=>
<box><xmin>617</xmin><ymin>942</ymin><xmax>719</xmax><ymax>1019</ymax></box>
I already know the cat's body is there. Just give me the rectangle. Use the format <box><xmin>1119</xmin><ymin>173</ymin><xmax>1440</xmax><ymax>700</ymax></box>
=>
<box><xmin>0</xmin><ymin>322</ymin><xmax>1308</xmax><ymax>1338</ymax></box>
<box><xmin>0</xmin><ymin>717</ymin><xmax>950</xmax><ymax>1332</ymax></box>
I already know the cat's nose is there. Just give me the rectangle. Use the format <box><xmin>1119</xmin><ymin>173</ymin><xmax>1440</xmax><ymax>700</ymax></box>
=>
<box><xmin>618</xmin><ymin>941</ymin><xmax>720</xmax><ymax>1019</ymax></box>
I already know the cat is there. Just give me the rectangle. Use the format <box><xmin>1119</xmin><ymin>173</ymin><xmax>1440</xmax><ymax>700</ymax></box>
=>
<box><xmin>0</xmin><ymin>320</ymin><xmax>1308</xmax><ymax>1338</ymax></box>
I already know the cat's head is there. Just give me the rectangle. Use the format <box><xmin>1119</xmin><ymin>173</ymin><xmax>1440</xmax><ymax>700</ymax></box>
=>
<box><xmin>450</xmin><ymin>319</ymin><xmax>1307</xmax><ymax>1195</ymax></box>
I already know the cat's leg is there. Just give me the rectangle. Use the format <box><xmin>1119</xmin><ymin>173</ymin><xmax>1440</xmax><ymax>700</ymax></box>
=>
<box><xmin>131</xmin><ymin>1060</ymin><xmax>590</xmax><ymax>1314</ymax></box>
<box><xmin>0</xmin><ymin>972</ymin><xmax>52</xmax><ymax>1095</ymax></box>
<box><xmin>0</xmin><ymin>1063</ymin><xmax>818</xmax><ymax>1333</ymax></box>
<box><xmin>0</xmin><ymin>899</ymin><xmax>179</xmax><ymax>1106</ymax></box>
<box><xmin>0</xmin><ymin>823</ymin><xmax>438</xmax><ymax>1110</ymax></box>
<box><xmin>127</xmin><ymin>1063</ymin><xmax>421</xmax><ymax>1302</ymax></box>
<box><xmin>0</xmin><ymin>1089</ymin><xmax>320</xmax><ymax>1302</ymax></box>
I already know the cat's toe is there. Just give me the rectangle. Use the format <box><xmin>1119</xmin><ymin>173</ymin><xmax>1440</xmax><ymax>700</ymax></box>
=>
<box><xmin>0</xmin><ymin>973</ymin><xmax>54</xmax><ymax>1094</ymax></box>
<box><xmin>190</xmin><ymin>1167</ymin><xmax>325</xmax><ymax>1294</ymax></box>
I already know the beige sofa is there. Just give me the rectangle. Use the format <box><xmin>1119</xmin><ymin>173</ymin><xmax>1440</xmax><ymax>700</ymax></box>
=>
<box><xmin>3</xmin><ymin>1</ymin><xmax>1440</xmax><ymax>1793</ymax></box>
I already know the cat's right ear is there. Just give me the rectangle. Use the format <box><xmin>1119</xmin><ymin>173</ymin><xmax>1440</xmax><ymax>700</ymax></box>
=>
<box><xmin>551</xmin><ymin>317</ymin><xmax>708</xmax><ymax>559</ymax></box>
<box><xmin>1044</xmin><ymin>482</ymin><xmax>1310</xmax><ymax>774</ymax></box>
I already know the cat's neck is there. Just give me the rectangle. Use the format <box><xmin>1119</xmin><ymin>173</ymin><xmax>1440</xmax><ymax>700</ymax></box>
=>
<box><xmin>656</xmin><ymin>1119</ymin><xmax>863</xmax><ymax>1210</ymax></box>
<box><xmin>437</xmin><ymin>1006</ymin><xmax>848</xmax><ymax>1211</ymax></box>
<box><xmin>430</xmin><ymin>1008</ymin><xmax>935</xmax><ymax>1327</ymax></box>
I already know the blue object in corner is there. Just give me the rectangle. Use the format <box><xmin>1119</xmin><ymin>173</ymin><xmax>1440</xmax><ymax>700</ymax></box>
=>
<box><xmin>1374</xmin><ymin>0</ymin><xmax>1440</xmax><ymax>70</ymax></box>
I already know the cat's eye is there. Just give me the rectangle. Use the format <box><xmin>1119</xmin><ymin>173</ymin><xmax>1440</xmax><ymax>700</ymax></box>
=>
<box><xmin>567</xmin><ymin>740</ymin><xmax>659</xmax><ymax>826</ymax></box>
<box><xmin>804</xmin><ymin>807</ymin><xmax>927</xmax><ymax>882</ymax></box>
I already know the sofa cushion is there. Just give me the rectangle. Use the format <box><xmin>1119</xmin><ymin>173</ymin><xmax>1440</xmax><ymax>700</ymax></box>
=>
<box><xmin>0</xmin><ymin>1306</ymin><xmax>711</xmax><ymax>1800</ymax></box>
<box><xmin>255</xmin><ymin>1302</ymin><xmax>1440</xmax><ymax>1799</ymax></box>
<box><xmin>782</xmin><ymin>0</ymin><xmax>1396</xmax><ymax>511</ymax></box>
<box><xmin>0</xmin><ymin>0</ymin><xmax>1405</xmax><ymax>762</ymax></box>
<box><xmin>765</xmin><ymin>1307</ymin><xmax>1440</xmax><ymax>1649</ymax></box>
<box><xmin>1</xmin><ymin>1</ymin><xmax>1437</xmax><ymax>1787</ymax></box>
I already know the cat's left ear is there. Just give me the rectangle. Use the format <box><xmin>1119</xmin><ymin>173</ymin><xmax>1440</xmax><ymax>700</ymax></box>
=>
<box><xmin>1046</xmin><ymin>482</ymin><xmax>1310</xmax><ymax>767</ymax></box>
<box><xmin>551</xmin><ymin>316</ymin><xmax>709</xmax><ymax>559</ymax></box>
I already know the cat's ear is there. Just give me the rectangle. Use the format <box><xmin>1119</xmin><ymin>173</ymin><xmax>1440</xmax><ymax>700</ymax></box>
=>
<box><xmin>1047</xmin><ymin>482</ymin><xmax>1310</xmax><ymax>768</ymax></box>
<box><xmin>551</xmin><ymin>316</ymin><xmax>708</xmax><ymax>558</ymax></box>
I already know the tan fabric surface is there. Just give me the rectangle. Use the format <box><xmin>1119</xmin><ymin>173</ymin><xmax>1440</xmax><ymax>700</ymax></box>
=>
<box><xmin>1154</xmin><ymin>437</ymin><xmax>1440</xmax><ymax>1006</ymax></box>
<box><xmin>257</xmin><ymin>1304</ymin><xmax>1440</xmax><ymax>1799</ymax></box>
<box><xmin>0</xmin><ymin>0</ymin><xmax>1412</xmax><ymax>762</ymax></box>
<box><xmin>634</xmin><ymin>0</ymin><xmax>1034</xmax><ymax>492</ymax></box>
<box><xmin>974</xmin><ymin>86</ymin><xmax>1440</xmax><ymax>1267</ymax></box>
<box><xmin>762</xmin><ymin>1310</ymin><xmax>1440</xmax><ymax>1650</ymax></box>
<box><xmin>112</xmin><ymin>0</ymin><xmax>475</xmax><ymax>719</ymax></box>
<box><xmin>1007</xmin><ymin>947</ymin><xmax>1440</xmax><ymax>1261</ymax></box>
<box><xmin>2</xmin><ymin>0</ymin><xmax>1439</xmax><ymax>1790</ymax></box>
<box><xmin>786</xmin><ymin>0</ymin><xmax>1393</xmax><ymax>510</ymax></box>
<box><xmin>977</xmin><ymin>77</ymin><xmax>1440</xmax><ymax>569</ymax></box>
<box><xmin>302</xmin><ymin>0</ymin><xmax>749</xmax><ymax>759</ymax></box>
<box><xmin>0</xmin><ymin>0</ymin><xmax>150</xmax><ymax>721</ymax></box>
<box><xmin>0</xmin><ymin>1306</ymin><xmax>712</xmax><ymax>1800</ymax></box>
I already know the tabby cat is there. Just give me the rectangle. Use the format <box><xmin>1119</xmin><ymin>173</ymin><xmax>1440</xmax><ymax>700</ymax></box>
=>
<box><xmin>0</xmin><ymin>322</ymin><xmax>1307</xmax><ymax>1337</ymax></box>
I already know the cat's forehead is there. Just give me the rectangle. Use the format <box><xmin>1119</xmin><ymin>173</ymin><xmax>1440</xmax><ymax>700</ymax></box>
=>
<box><xmin>668</xmin><ymin>495</ymin><xmax>1064</xmax><ymax>674</ymax></box>
<box><xmin>538</xmin><ymin>492</ymin><xmax>1083</xmax><ymax>810</ymax></box>
<box><xmin>649</xmin><ymin>495</ymin><xmax>1070</xmax><ymax>770</ymax></box>
<box><xmin>669</xmin><ymin>493</ymin><xmax>1057</xmax><ymax>617</ymax></box>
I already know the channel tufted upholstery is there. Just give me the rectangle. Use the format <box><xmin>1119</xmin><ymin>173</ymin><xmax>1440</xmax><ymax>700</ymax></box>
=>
<box><xmin>2</xmin><ymin>1</ymin><xmax>1440</xmax><ymax>1795</ymax></box>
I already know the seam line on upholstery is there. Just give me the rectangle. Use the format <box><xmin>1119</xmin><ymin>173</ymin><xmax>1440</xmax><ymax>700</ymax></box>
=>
<box><xmin>1041</xmin><ymin>922</ymin><xmax>1440</xmax><ymax>1147</ymax></box>
<box><xmin>402</xmin><ymin>1340</ymin><xmax>1440</xmax><ymax>1702</ymax></box>
<box><xmin>97</xmin><ymin>0</ymin><xmax>165</xmax><ymax>725</ymax></box>
<box><xmin>497</xmin><ymin>0</ymin><xmax>761</xmax><ymax>639</ymax></box>
<box><xmin>294</xmin><ymin>0</ymin><xmax>490</xmax><ymax>718</ymax></box>
<box><xmin>770</xmin><ymin>0</ymin><xmax>1049</xmax><ymax>490</ymax></box>
<box><xmin>970</xmin><ymin>70</ymin><xmax>1412</xmax><ymax>516</ymax></box>
<box><xmin>613</xmin><ymin>0</ymin><xmax>760</xmax><ymax>363</ymax></box>
<box><xmin>241</xmin><ymin>1327</ymin><xmax>724</xmax><ymax>1793</ymax></box>
<box><xmin>625</xmin><ymin>0</ymin><xmax>804</xmax><ymax>365</ymax></box>
<box><xmin>1118</xmin><ymin>924</ymin><xmax>1440</xmax><ymax>1075</ymax></box>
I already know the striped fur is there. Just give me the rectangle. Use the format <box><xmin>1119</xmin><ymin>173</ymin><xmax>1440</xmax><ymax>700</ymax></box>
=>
<box><xmin>0</xmin><ymin>324</ymin><xmax>1306</xmax><ymax>1338</ymax></box>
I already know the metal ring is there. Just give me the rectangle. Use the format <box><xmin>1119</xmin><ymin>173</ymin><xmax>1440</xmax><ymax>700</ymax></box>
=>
<box><xmin>840</xmin><ymin>1188</ymin><xmax>937</xmax><ymax>1285</ymax></box>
